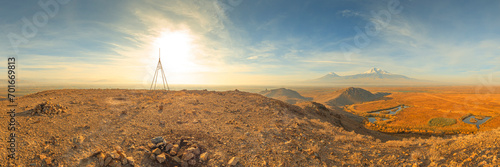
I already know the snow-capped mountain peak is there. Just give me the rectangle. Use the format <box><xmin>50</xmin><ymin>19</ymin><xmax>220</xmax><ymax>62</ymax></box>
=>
<box><xmin>311</xmin><ymin>67</ymin><xmax>416</xmax><ymax>84</ymax></box>
<box><xmin>316</xmin><ymin>72</ymin><xmax>340</xmax><ymax>80</ymax></box>
<box><xmin>363</xmin><ymin>68</ymin><xmax>390</xmax><ymax>74</ymax></box>
<box><xmin>327</xmin><ymin>72</ymin><xmax>339</xmax><ymax>76</ymax></box>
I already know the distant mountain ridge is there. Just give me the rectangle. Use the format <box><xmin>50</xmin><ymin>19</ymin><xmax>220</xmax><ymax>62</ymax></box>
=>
<box><xmin>316</xmin><ymin>68</ymin><xmax>411</xmax><ymax>80</ymax></box>
<box><xmin>310</xmin><ymin>68</ymin><xmax>423</xmax><ymax>85</ymax></box>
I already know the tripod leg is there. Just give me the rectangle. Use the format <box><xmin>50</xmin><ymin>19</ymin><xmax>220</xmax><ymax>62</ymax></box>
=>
<box><xmin>160</xmin><ymin>64</ymin><xmax>168</xmax><ymax>90</ymax></box>
<box><xmin>150</xmin><ymin>65</ymin><xmax>159</xmax><ymax>90</ymax></box>
<box><xmin>154</xmin><ymin>67</ymin><xmax>159</xmax><ymax>90</ymax></box>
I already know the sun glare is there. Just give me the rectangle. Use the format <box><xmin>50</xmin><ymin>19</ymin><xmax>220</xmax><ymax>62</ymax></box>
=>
<box><xmin>154</xmin><ymin>30</ymin><xmax>198</xmax><ymax>74</ymax></box>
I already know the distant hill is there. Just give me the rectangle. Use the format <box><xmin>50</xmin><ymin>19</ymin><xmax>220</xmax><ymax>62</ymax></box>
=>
<box><xmin>259</xmin><ymin>88</ymin><xmax>312</xmax><ymax>104</ymax></box>
<box><xmin>310</xmin><ymin>68</ymin><xmax>428</xmax><ymax>85</ymax></box>
<box><xmin>315</xmin><ymin>87</ymin><xmax>388</xmax><ymax>106</ymax></box>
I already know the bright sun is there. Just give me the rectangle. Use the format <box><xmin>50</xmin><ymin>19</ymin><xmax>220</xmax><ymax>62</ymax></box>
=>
<box><xmin>154</xmin><ymin>30</ymin><xmax>198</xmax><ymax>73</ymax></box>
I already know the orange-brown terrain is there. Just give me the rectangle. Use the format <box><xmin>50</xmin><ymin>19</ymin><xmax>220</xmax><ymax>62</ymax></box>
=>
<box><xmin>340</xmin><ymin>86</ymin><xmax>500</xmax><ymax>134</ymax></box>
<box><xmin>1</xmin><ymin>88</ymin><xmax>500</xmax><ymax>166</ymax></box>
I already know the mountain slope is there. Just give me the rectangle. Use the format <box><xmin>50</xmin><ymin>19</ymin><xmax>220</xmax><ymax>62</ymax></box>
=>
<box><xmin>315</xmin><ymin>72</ymin><xmax>341</xmax><ymax>80</ymax></box>
<box><xmin>314</xmin><ymin>87</ymin><xmax>387</xmax><ymax>106</ymax></box>
<box><xmin>259</xmin><ymin>88</ymin><xmax>312</xmax><ymax>104</ymax></box>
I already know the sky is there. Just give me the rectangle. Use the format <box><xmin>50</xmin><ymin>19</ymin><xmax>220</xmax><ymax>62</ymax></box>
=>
<box><xmin>0</xmin><ymin>0</ymin><xmax>499</xmax><ymax>87</ymax></box>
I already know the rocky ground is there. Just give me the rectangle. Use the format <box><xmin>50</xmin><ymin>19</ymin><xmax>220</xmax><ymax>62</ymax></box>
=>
<box><xmin>0</xmin><ymin>89</ymin><xmax>499</xmax><ymax>166</ymax></box>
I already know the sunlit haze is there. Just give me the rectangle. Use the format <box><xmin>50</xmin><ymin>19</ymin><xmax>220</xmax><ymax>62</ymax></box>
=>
<box><xmin>1</xmin><ymin>0</ymin><xmax>499</xmax><ymax>87</ymax></box>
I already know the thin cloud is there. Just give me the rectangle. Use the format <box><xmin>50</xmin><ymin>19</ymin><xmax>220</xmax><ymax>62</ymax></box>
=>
<box><xmin>1</xmin><ymin>1</ymin><xmax>499</xmax><ymax>85</ymax></box>
<box><xmin>256</xmin><ymin>15</ymin><xmax>286</xmax><ymax>31</ymax></box>
<box><xmin>338</xmin><ymin>9</ymin><xmax>361</xmax><ymax>17</ymax></box>
<box><xmin>302</xmin><ymin>60</ymin><xmax>357</xmax><ymax>64</ymax></box>
<box><xmin>247</xmin><ymin>56</ymin><xmax>258</xmax><ymax>60</ymax></box>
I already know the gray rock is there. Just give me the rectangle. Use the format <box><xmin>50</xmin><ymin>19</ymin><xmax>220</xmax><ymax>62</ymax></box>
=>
<box><xmin>170</xmin><ymin>144</ymin><xmax>179</xmax><ymax>155</ymax></box>
<box><xmin>120</xmin><ymin>156</ymin><xmax>128</xmax><ymax>165</ymax></box>
<box><xmin>188</xmin><ymin>159</ymin><xmax>197</xmax><ymax>165</ymax></box>
<box><xmin>172</xmin><ymin>156</ymin><xmax>182</xmax><ymax>163</ymax></box>
<box><xmin>149</xmin><ymin>153</ymin><xmax>156</xmax><ymax>160</ymax></box>
<box><xmin>72</xmin><ymin>135</ymin><xmax>85</xmax><ymax>145</ymax></box>
<box><xmin>104</xmin><ymin>156</ymin><xmax>113</xmax><ymax>166</ymax></box>
<box><xmin>181</xmin><ymin>161</ymin><xmax>189</xmax><ymax>167</ymax></box>
<box><xmin>114</xmin><ymin>146</ymin><xmax>123</xmax><ymax>152</ymax></box>
<box><xmin>185</xmin><ymin>147</ymin><xmax>200</xmax><ymax>155</ymax></box>
<box><xmin>147</xmin><ymin>143</ymin><xmax>156</xmax><ymax>149</ymax></box>
<box><xmin>97</xmin><ymin>153</ymin><xmax>106</xmax><ymax>166</ymax></box>
<box><xmin>165</xmin><ymin>143</ymin><xmax>173</xmax><ymax>152</ymax></box>
<box><xmin>109</xmin><ymin>160</ymin><xmax>122</xmax><ymax>167</ymax></box>
<box><xmin>182</xmin><ymin>152</ymin><xmax>195</xmax><ymax>161</ymax></box>
<box><xmin>157</xmin><ymin>153</ymin><xmax>166</xmax><ymax>163</ymax></box>
<box><xmin>152</xmin><ymin>136</ymin><xmax>165</xmax><ymax>144</ymax></box>
<box><xmin>156</xmin><ymin>142</ymin><xmax>165</xmax><ymax>148</ymax></box>
<box><xmin>170</xmin><ymin>150</ymin><xmax>177</xmax><ymax>156</ymax></box>
<box><xmin>110</xmin><ymin>151</ymin><xmax>120</xmax><ymax>159</ymax></box>
<box><xmin>192</xmin><ymin>147</ymin><xmax>201</xmax><ymax>155</ymax></box>
<box><xmin>152</xmin><ymin>148</ymin><xmax>162</xmax><ymax>155</ymax></box>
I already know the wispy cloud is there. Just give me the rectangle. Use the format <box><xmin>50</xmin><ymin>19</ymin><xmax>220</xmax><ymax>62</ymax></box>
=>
<box><xmin>329</xmin><ymin>1</ymin><xmax>498</xmax><ymax>81</ymax></box>
<box><xmin>338</xmin><ymin>9</ymin><xmax>361</xmax><ymax>17</ymax></box>
<box><xmin>256</xmin><ymin>14</ymin><xmax>286</xmax><ymax>31</ymax></box>
<box><xmin>1</xmin><ymin>0</ymin><xmax>499</xmax><ymax>85</ymax></box>
<box><xmin>301</xmin><ymin>60</ymin><xmax>357</xmax><ymax>64</ymax></box>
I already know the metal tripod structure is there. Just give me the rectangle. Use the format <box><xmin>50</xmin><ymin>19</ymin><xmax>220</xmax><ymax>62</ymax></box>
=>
<box><xmin>150</xmin><ymin>48</ymin><xmax>170</xmax><ymax>90</ymax></box>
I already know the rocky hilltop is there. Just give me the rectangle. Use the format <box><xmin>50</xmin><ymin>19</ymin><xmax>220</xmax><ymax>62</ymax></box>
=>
<box><xmin>0</xmin><ymin>89</ymin><xmax>498</xmax><ymax>166</ymax></box>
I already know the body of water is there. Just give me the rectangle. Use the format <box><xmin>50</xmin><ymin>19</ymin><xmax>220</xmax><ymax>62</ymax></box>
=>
<box><xmin>368</xmin><ymin>117</ymin><xmax>389</xmax><ymax>123</ymax></box>
<box><xmin>463</xmin><ymin>116</ymin><xmax>491</xmax><ymax>129</ymax></box>
<box><xmin>370</xmin><ymin>105</ymin><xmax>405</xmax><ymax>115</ymax></box>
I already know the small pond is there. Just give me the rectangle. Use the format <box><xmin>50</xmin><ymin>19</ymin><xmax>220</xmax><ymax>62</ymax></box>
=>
<box><xmin>463</xmin><ymin>116</ymin><xmax>491</xmax><ymax>129</ymax></box>
<box><xmin>368</xmin><ymin>117</ymin><xmax>388</xmax><ymax>123</ymax></box>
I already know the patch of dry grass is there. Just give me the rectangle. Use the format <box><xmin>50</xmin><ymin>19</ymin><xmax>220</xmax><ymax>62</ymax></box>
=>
<box><xmin>350</xmin><ymin>88</ymin><xmax>500</xmax><ymax>134</ymax></box>
<box><xmin>428</xmin><ymin>117</ymin><xmax>457</xmax><ymax>127</ymax></box>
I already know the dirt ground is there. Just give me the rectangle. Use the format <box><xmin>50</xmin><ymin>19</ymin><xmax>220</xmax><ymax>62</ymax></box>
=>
<box><xmin>1</xmin><ymin>89</ymin><xmax>499</xmax><ymax>166</ymax></box>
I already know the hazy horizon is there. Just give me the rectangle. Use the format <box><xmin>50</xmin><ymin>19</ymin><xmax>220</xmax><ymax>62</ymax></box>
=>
<box><xmin>1</xmin><ymin>0</ymin><xmax>499</xmax><ymax>86</ymax></box>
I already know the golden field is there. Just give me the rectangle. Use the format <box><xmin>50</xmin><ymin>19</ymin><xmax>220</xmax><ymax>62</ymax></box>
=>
<box><xmin>345</xmin><ymin>86</ymin><xmax>500</xmax><ymax>134</ymax></box>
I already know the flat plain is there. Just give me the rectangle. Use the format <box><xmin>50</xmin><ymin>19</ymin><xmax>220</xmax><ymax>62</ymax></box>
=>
<box><xmin>337</xmin><ymin>86</ymin><xmax>500</xmax><ymax>134</ymax></box>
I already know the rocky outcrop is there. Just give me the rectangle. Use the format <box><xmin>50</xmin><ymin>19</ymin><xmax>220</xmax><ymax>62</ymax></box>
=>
<box><xmin>30</xmin><ymin>101</ymin><xmax>67</xmax><ymax>115</ymax></box>
<box><xmin>146</xmin><ymin>136</ymin><xmax>207</xmax><ymax>166</ymax></box>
